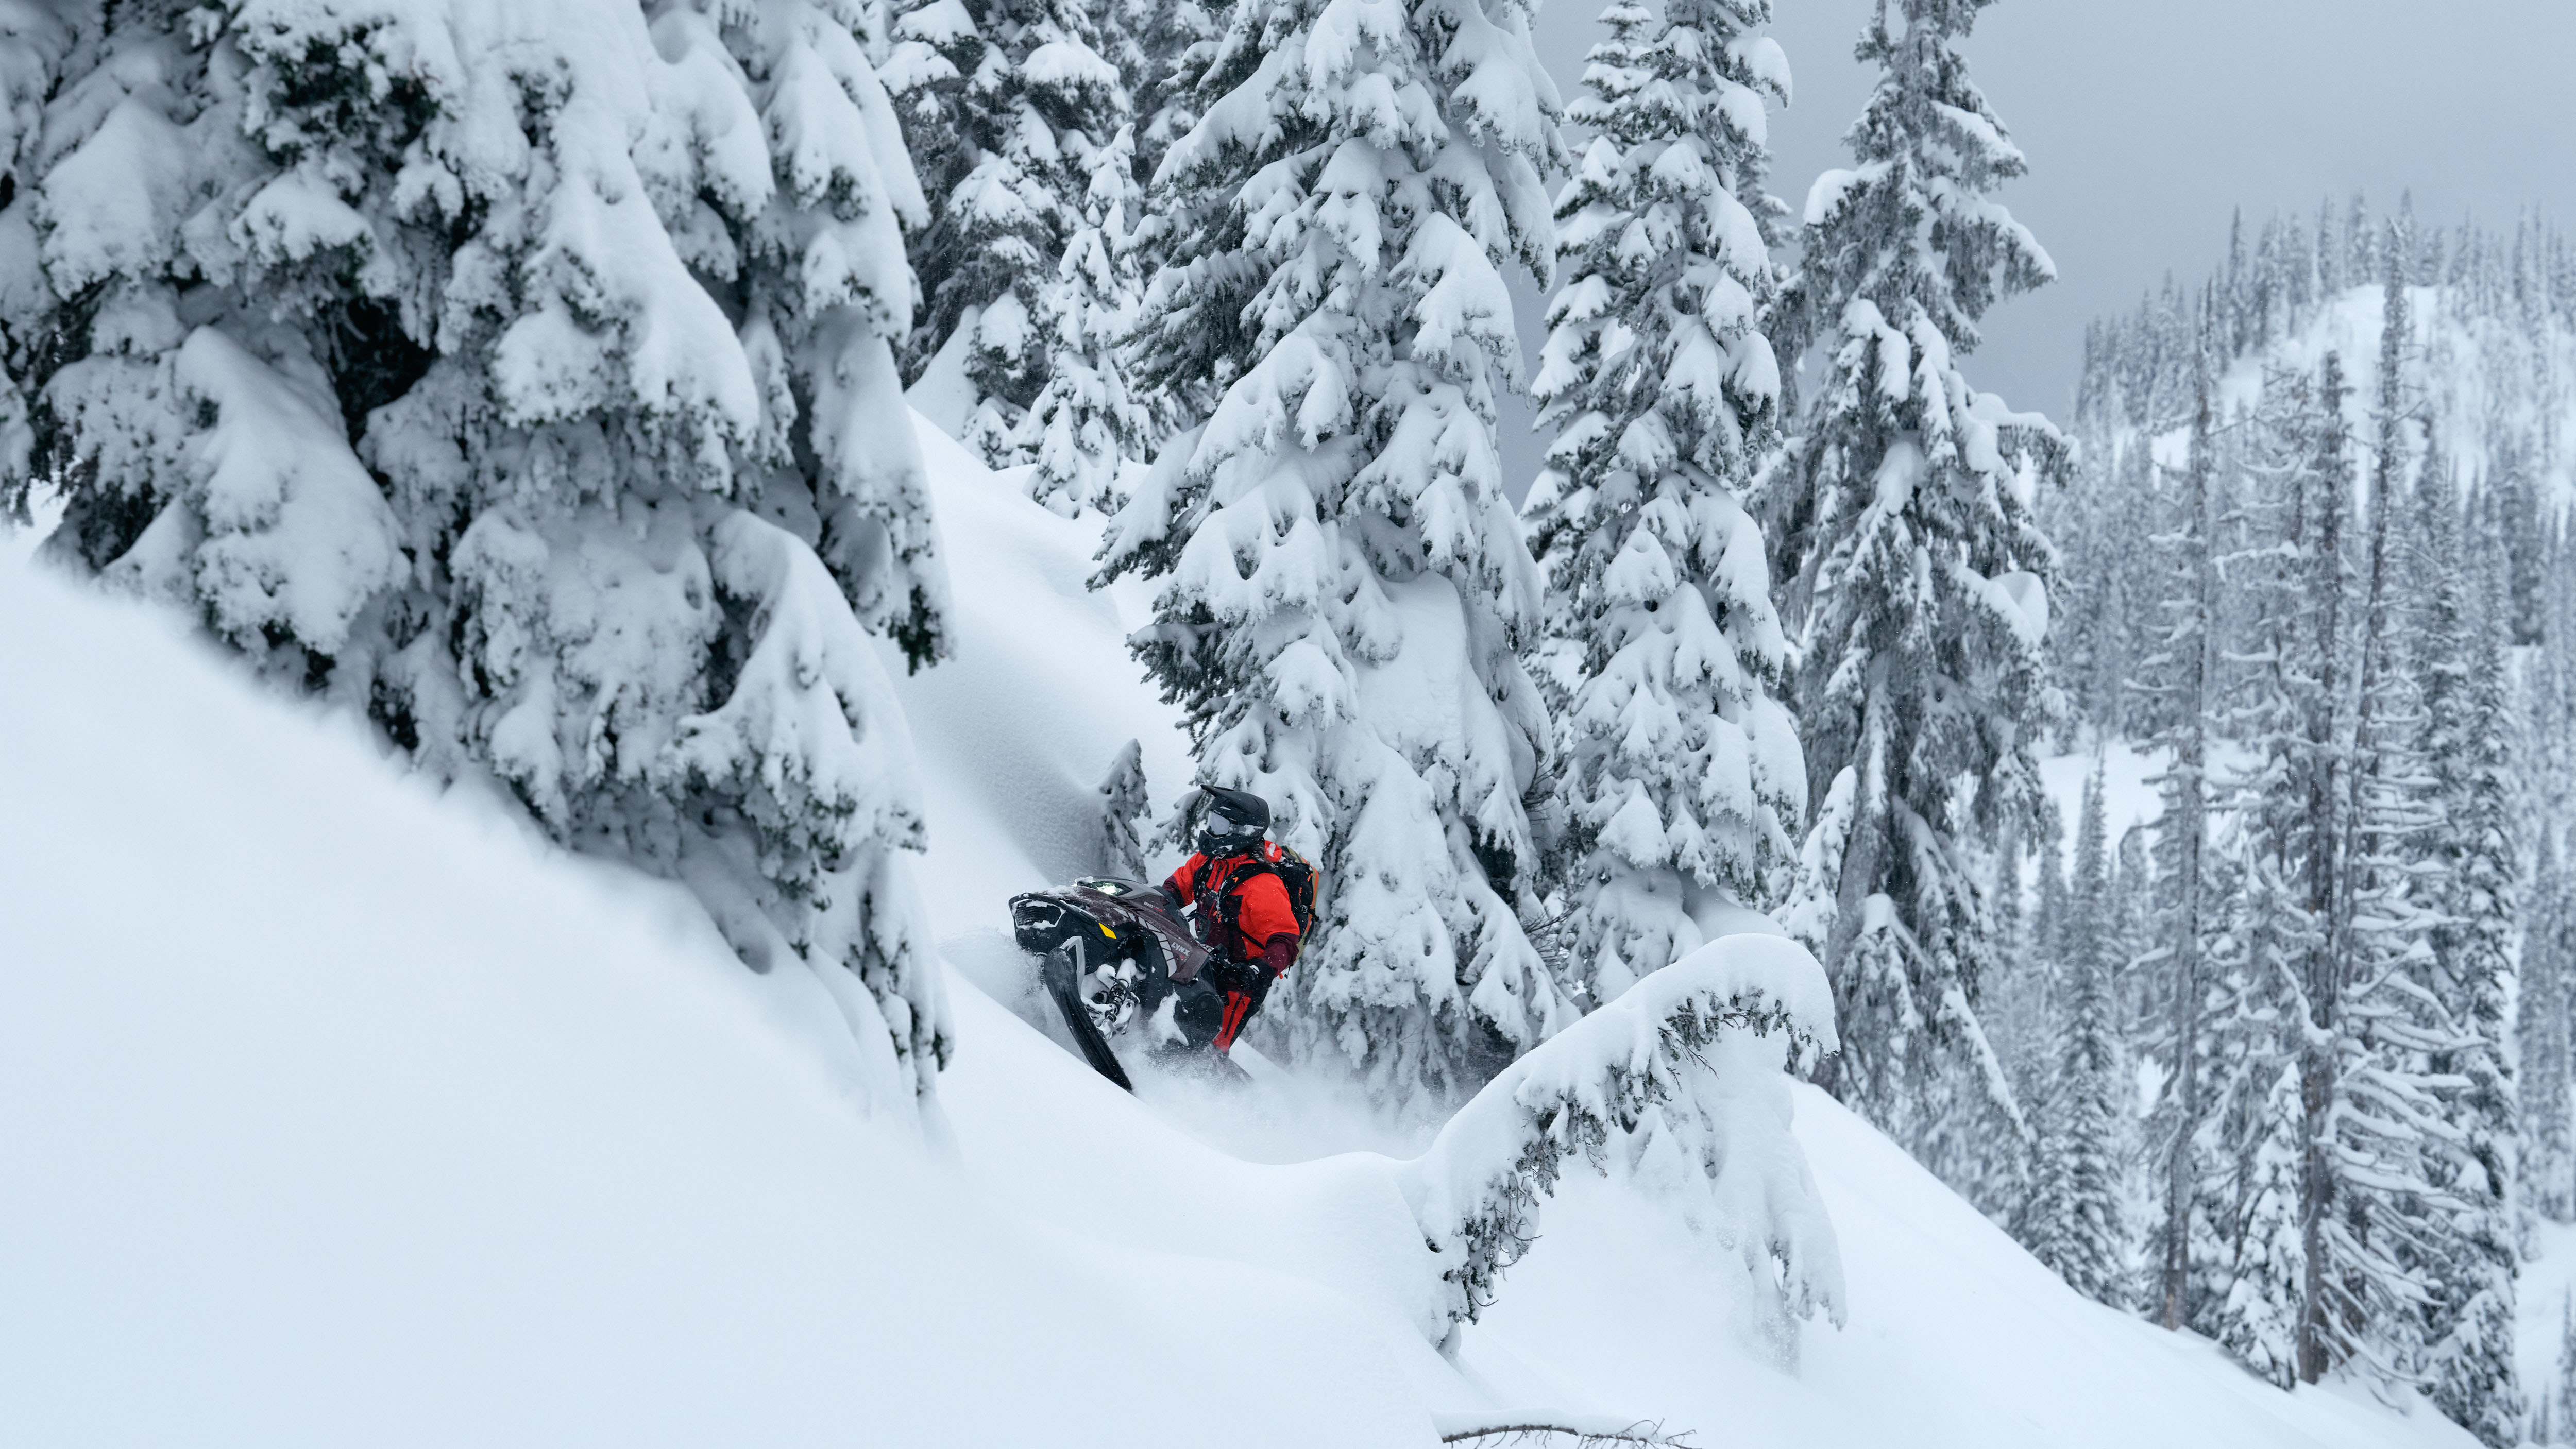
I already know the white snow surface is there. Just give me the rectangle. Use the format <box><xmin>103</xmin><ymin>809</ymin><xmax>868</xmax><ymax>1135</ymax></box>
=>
<box><xmin>0</xmin><ymin>418</ymin><xmax>2476</xmax><ymax>1449</ymax></box>
<box><xmin>2041</xmin><ymin>739</ymin><xmax>2173</xmax><ymax>847</ymax></box>
<box><xmin>2035</xmin><ymin>738</ymin><xmax>2260</xmax><ymax>864</ymax></box>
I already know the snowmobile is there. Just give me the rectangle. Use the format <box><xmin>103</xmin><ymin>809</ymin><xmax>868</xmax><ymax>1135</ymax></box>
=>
<box><xmin>1007</xmin><ymin>877</ymin><xmax>1244</xmax><ymax>1091</ymax></box>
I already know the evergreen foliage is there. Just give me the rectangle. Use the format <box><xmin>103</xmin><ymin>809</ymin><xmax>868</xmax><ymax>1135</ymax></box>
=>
<box><xmin>1765</xmin><ymin>0</ymin><xmax>2062</xmax><ymax>1186</ymax></box>
<box><xmin>2527</xmin><ymin>838</ymin><xmax>2576</xmax><ymax>1225</ymax></box>
<box><xmin>1</xmin><ymin>0</ymin><xmax>954</xmax><ymax>1105</ymax></box>
<box><xmin>887</xmin><ymin>0</ymin><xmax>1131</xmax><ymax>461</ymax></box>
<box><xmin>2289</xmin><ymin>248</ymin><xmax>2438</xmax><ymax>1387</ymax></box>
<box><xmin>2183</xmin><ymin>360</ymin><xmax>2329</xmax><ymax>1374</ymax></box>
<box><xmin>7</xmin><ymin>11</ymin><xmax>2568</xmax><ymax>1442</ymax></box>
<box><xmin>2060</xmin><ymin>200</ymin><xmax>2576</xmax><ymax>745</ymax></box>
<box><xmin>2413</xmin><ymin>447</ymin><xmax>2526</xmax><ymax>1447</ymax></box>
<box><xmin>1101</xmin><ymin>0</ymin><xmax>1574</xmax><ymax>1100</ymax></box>
<box><xmin>1522</xmin><ymin>0</ymin><xmax>1802</xmax><ymax>1003</ymax></box>
<box><xmin>1020</xmin><ymin>122</ymin><xmax>1151</xmax><ymax>514</ymax></box>
<box><xmin>1118</xmin><ymin>0</ymin><xmax>1215</xmax><ymax>186</ymax></box>
<box><xmin>1406</xmin><ymin>934</ymin><xmax>1845</xmax><ymax>1332</ymax></box>
<box><xmin>1097</xmin><ymin>737</ymin><xmax>1152</xmax><ymax>878</ymax></box>
<box><xmin>2016</xmin><ymin>764</ymin><xmax>2129</xmax><ymax>1305</ymax></box>
<box><xmin>2056</xmin><ymin>199</ymin><xmax>2565</xmax><ymax>1441</ymax></box>
<box><xmin>2134</xmin><ymin>306</ymin><xmax>2221</xmax><ymax>1327</ymax></box>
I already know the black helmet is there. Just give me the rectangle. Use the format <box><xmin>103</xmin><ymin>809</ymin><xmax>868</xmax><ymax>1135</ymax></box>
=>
<box><xmin>1196</xmin><ymin>787</ymin><xmax>1270</xmax><ymax>856</ymax></box>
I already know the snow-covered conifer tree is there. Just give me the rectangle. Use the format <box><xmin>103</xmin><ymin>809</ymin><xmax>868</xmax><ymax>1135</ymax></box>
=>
<box><xmin>2216</xmin><ymin>1054</ymin><xmax>2310</xmax><ymax>1385</ymax></box>
<box><xmin>1765</xmin><ymin>0</ymin><xmax>2061</xmax><ymax>1171</ymax></box>
<box><xmin>889</xmin><ymin>0</ymin><xmax>1131</xmax><ymax>460</ymax></box>
<box><xmin>1992</xmin><ymin>815</ymin><xmax>2067</xmax><ymax>1098</ymax></box>
<box><xmin>2016</xmin><ymin>763</ymin><xmax>2128</xmax><ymax>1305</ymax></box>
<box><xmin>1019</xmin><ymin>124</ymin><xmax>1151</xmax><ymax>514</ymax></box>
<box><xmin>3</xmin><ymin>0</ymin><xmax>953</xmax><ymax>1103</ymax></box>
<box><xmin>1111</xmin><ymin>0</ymin><xmax>1220</xmax><ymax>437</ymax></box>
<box><xmin>2136</xmin><ymin>307</ymin><xmax>2222</xmax><ymax>1328</ymax></box>
<box><xmin>1119</xmin><ymin>0</ymin><xmax>1215</xmax><ymax>184</ymax></box>
<box><xmin>2295</xmin><ymin>244</ymin><xmax>2449</xmax><ymax>1386</ymax></box>
<box><xmin>2553</xmin><ymin>1299</ymin><xmax>2576</xmax><ymax>1447</ymax></box>
<box><xmin>2413</xmin><ymin>449</ymin><xmax>2525</xmax><ymax>1446</ymax></box>
<box><xmin>2532</xmin><ymin>526</ymin><xmax>2576</xmax><ymax>836</ymax></box>
<box><xmin>2111</xmin><ymin>823</ymin><xmax>2153</xmax><ymax>1024</ymax></box>
<box><xmin>2526</xmin><ymin>838</ymin><xmax>2576</xmax><ymax>1225</ymax></box>
<box><xmin>1102</xmin><ymin>0</ymin><xmax>1573</xmax><ymax>1098</ymax></box>
<box><xmin>1097</xmin><ymin>737</ymin><xmax>1152</xmax><ymax>877</ymax></box>
<box><xmin>2175</xmin><ymin>840</ymin><xmax>2260</xmax><ymax>1343</ymax></box>
<box><xmin>2313</xmin><ymin>198</ymin><xmax>2346</xmax><ymax>298</ymax></box>
<box><xmin>1980</xmin><ymin>816</ymin><xmax>2050</xmax><ymax>1122</ymax></box>
<box><xmin>1406</xmin><ymin>934</ymin><xmax>1845</xmax><ymax>1334</ymax></box>
<box><xmin>0</xmin><ymin>0</ymin><xmax>74</xmax><ymax>490</ymax></box>
<box><xmin>2273</xmin><ymin>336</ymin><xmax>2360</xmax><ymax>1380</ymax></box>
<box><xmin>2345</xmin><ymin>193</ymin><xmax>2379</xmax><ymax>294</ymax></box>
<box><xmin>2192</xmin><ymin>357</ymin><xmax>2335</xmax><ymax>1379</ymax></box>
<box><xmin>2050</xmin><ymin>428</ymin><xmax>2158</xmax><ymax>739</ymax></box>
<box><xmin>1522</xmin><ymin>0</ymin><xmax>1801</xmax><ymax>1003</ymax></box>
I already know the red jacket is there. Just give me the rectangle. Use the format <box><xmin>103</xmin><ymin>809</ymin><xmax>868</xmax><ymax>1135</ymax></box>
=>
<box><xmin>1166</xmin><ymin>844</ymin><xmax>1301</xmax><ymax>968</ymax></box>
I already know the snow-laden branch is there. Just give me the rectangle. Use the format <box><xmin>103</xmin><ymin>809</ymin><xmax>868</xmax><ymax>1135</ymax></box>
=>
<box><xmin>1399</xmin><ymin>933</ymin><xmax>1845</xmax><ymax>1330</ymax></box>
<box><xmin>1432</xmin><ymin>1411</ymin><xmax>1696</xmax><ymax>1446</ymax></box>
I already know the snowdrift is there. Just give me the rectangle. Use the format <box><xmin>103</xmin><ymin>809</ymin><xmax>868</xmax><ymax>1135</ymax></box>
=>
<box><xmin>0</xmin><ymin>417</ymin><xmax>2476</xmax><ymax>1448</ymax></box>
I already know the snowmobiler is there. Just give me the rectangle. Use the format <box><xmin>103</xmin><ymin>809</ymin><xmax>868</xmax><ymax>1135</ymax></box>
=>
<box><xmin>1006</xmin><ymin>788</ymin><xmax>1315</xmax><ymax>1089</ymax></box>
<box><xmin>1158</xmin><ymin>788</ymin><xmax>1310</xmax><ymax>1058</ymax></box>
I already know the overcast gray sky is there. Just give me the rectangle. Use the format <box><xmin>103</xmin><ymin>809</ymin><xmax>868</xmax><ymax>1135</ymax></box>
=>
<box><xmin>1498</xmin><ymin>0</ymin><xmax>2576</xmax><ymax>492</ymax></box>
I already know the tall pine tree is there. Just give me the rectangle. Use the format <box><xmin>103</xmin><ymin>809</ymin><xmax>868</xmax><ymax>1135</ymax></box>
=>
<box><xmin>2526</xmin><ymin>837</ymin><xmax>2576</xmax><ymax>1226</ymax></box>
<box><xmin>1019</xmin><ymin>122</ymin><xmax>1151</xmax><ymax>514</ymax></box>
<box><xmin>1522</xmin><ymin>0</ymin><xmax>1801</xmax><ymax>1002</ymax></box>
<box><xmin>2136</xmin><ymin>297</ymin><xmax>2222</xmax><ymax>1328</ymax></box>
<box><xmin>2016</xmin><ymin>763</ymin><xmax>2129</xmax><ymax>1305</ymax></box>
<box><xmin>1102</xmin><ymin>0</ymin><xmax>1574</xmax><ymax>1098</ymax></box>
<box><xmin>888</xmin><ymin>0</ymin><xmax>1131</xmax><ymax>462</ymax></box>
<box><xmin>2296</xmin><ymin>234</ymin><xmax>2450</xmax><ymax>1388</ymax></box>
<box><xmin>1766</xmin><ymin>0</ymin><xmax>2061</xmax><ymax>1177</ymax></box>
<box><xmin>2194</xmin><ymin>357</ymin><xmax>2337</xmax><ymax>1383</ymax></box>
<box><xmin>2413</xmin><ymin>443</ymin><xmax>2524</xmax><ymax>1446</ymax></box>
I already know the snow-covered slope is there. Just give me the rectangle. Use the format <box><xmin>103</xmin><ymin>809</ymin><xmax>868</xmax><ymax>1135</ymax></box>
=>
<box><xmin>0</xmin><ymin>419</ymin><xmax>2476</xmax><ymax>1448</ymax></box>
<box><xmin>0</xmin><ymin>536</ymin><xmax>1421</xmax><ymax>1448</ymax></box>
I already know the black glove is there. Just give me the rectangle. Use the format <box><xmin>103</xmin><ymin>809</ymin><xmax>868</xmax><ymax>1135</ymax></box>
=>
<box><xmin>1205</xmin><ymin>958</ymin><xmax>1266</xmax><ymax>996</ymax></box>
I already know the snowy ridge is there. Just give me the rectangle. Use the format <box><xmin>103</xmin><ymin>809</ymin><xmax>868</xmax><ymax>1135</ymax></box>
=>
<box><xmin>0</xmin><ymin>418</ymin><xmax>2476</xmax><ymax>1447</ymax></box>
<box><xmin>2075</xmin><ymin>207</ymin><xmax>2576</xmax><ymax>515</ymax></box>
<box><xmin>2057</xmin><ymin>211</ymin><xmax>2575</xmax><ymax>737</ymax></box>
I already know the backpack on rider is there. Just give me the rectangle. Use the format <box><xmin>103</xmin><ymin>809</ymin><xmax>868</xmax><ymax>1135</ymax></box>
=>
<box><xmin>1162</xmin><ymin>788</ymin><xmax>1315</xmax><ymax>1053</ymax></box>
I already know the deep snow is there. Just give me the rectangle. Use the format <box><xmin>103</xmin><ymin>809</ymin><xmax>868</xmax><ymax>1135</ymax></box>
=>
<box><xmin>0</xmin><ymin>415</ymin><xmax>2481</xmax><ymax>1448</ymax></box>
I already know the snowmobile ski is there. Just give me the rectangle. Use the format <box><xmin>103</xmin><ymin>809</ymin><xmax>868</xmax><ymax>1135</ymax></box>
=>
<box><xmin>1038</xmin><ymin>936</ymin><xmax>1134</xmax><ymax>1092</ymax></box>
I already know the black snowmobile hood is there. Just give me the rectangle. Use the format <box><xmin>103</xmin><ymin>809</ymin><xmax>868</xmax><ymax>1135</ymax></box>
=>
<box><xmin>1009</xmin><ymin>877</ymin><xmax>1211</xmax><ymax>983</ymax></box>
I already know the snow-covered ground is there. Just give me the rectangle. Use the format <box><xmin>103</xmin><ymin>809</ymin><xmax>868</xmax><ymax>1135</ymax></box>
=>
<box><xmin>2035</xmin><ymin>736</ymin><xmax>2273</xmax><ymax>856</ymax></box>
<box><xmin>0</xmin><ymin>418</ymin><xmax>2478</xmax><ymax>1448</ymax></box>
<box><xmin>2040</xmin><ymin>739</ymin><xmax>2171</xmax><ymax>846</ymax></box>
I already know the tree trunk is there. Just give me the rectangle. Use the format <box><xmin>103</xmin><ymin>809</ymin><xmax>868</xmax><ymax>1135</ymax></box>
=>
<box><xmin>1816</xmin><ymin>682</ymin><xmax>1890</xmax><ymax>1097</ymax></box>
